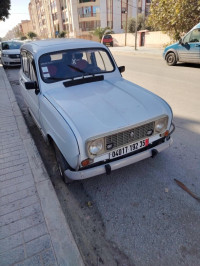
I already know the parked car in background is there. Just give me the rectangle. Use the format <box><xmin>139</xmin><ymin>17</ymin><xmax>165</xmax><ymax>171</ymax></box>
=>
<box><xmin>0</xmin><ymin>40</ymin><xmax>23</xmax><ymax>68</ymax></box>
<box><xmin>19</xmin><ymin>39</ymin><xmax>174</xmax><ymax>183</ymax></box>
<box><xmin>102</xmin><ymin>35</ymin><xmax>113</xmax><ymax>47</ymax></box>
<box><xmin>163</xmin><ymin>22</ymin><xmax>200</xmax><ymax>66</ymax></box>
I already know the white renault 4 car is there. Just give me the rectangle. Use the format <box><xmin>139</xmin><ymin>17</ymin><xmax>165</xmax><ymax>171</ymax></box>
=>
<box><xmin>19</xmin><ymin>39</ymin><xmax>175</xmax><ymax>183</ymax></box>
<box><xmin>1</xmin><ymin>40</ymin><xmax>23</xmax><ymax>68</ymax></box>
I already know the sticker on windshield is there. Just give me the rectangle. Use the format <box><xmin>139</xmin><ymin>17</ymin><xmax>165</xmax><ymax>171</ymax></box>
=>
<box><xmin>43</xmin><ymin>73</ymin><xmax>50</xmax><ymax>78</ymax></box>
<box><xmin>42</xmin><ymin>66</ymin><xmax>49</xmax><ymax>72</ymax></box>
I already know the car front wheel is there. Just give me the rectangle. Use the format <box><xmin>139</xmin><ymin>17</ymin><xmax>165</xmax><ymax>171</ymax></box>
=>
<box><xmin>166</xmin><ymin>52</ymin><xmax>177</xmax><ymax>66</ymax></box>
<box><xmin>53</xmin><ymin>142</ymin><xmax>73</xmax><ymax>184</ymax></box>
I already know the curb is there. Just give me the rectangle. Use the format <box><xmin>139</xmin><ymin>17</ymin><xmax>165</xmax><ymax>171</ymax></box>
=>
<box><xmin>1</xmin><ymin>65</ymin><xmax>84</xmax><ymax>266</ymax></box>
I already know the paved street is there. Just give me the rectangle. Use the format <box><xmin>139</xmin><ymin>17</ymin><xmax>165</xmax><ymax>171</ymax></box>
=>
<box><xmin>4</xmin><ymin>52</ymin><xmax>200</xmax><ymax>266</ymax></box>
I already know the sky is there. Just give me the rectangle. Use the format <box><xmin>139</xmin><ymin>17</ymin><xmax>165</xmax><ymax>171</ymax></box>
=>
<box><xmin>0</xmin><ymin>0</ymin><xmax>30</xmax><ymax>38</ymax></box>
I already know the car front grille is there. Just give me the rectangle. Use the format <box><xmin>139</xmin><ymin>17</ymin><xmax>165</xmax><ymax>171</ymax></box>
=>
<box><xmin>105</xmin><ymin>121</ymin><xmax>155</xmax><ymax>150</ymax></box>
<box><xmin>9</xmin><ymin>54</ymin><xmax>20</xmax><ymax>59</ymax></box>
<box><xmin>10</xmin><ymin>62</ymin><xmax>20</xmax><ymax>65</ymax></box>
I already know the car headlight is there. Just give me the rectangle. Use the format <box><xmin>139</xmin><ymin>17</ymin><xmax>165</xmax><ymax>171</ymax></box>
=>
<box><xmin>155</xmin><ymin>116</ymin><xmax>168</xmax><ymax>133</ymax></box>
<box><xmin>2</xmin><ymin>54</ymin><xmax>9</xmax><ymax>57</ymax></box>
<box><xmin>87</xmin><ymin>138</ymin><xmax>104</xmax><ymax>157</ymax></box>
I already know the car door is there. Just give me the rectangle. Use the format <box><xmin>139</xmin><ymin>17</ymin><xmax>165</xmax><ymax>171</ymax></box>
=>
<box><xmin>178</xmin><ymin>28</ymin><xmax>200</xmax><ymax>63</ymax></box>
<box><xmin>20</xmin><ymin>50</ymin><xmax>41</xmax><ymax>128</ymax></box>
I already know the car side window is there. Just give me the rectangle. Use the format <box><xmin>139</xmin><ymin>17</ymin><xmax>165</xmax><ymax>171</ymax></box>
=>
<box><xmin>21</xmin><ymin>51</ymin><xmax>30</xmax><ymax>78</ymax></box>
<box><xmin>189</xmin><ymin>29</ymin><xmax>200</xmax><ymax>43</ymax></box>
<box><xmin>183</xmin><ymin>32</ymin><xmax>191</xmax><ymax>44</ymax></box>
<box><xmin>21</xmin><ymin>50</ymin><xmax>38</xmax><ymax>83</ymax></box>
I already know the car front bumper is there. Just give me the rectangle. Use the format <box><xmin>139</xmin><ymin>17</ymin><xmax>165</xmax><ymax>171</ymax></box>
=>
<box><xmin>65</xmin><ymin>137</ymin><xmax>173</xmax><ymax>180</ymax></box>
<box><xmin>1</xmin><ymin>57</ymin><xmax>21</xmax><ymax>66</ymax></box>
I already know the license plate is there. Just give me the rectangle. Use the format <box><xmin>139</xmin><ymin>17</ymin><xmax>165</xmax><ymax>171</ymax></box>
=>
<box><xmin>109</xmin><ymin>139</ymin><xmax>149</xmax><ymax>159</ymax></box>
<box><xmin>13</xmin><ymin>59</ymin><xmax>20</xmax><ymax>62</ymax></box>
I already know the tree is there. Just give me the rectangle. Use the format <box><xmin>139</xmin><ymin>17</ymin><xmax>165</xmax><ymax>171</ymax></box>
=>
<box><xmin>92</xmin><ymin>27</ymin><xmax>114</xmax><ymax>42</ymax></box>
<box><xmin>21</xmin><ymin>36</ymin><xmax>27</xmax><ymax>40</ymax></box>
<box><xmin>27</xmin><ymin>31</ymin><xmax>37</xmax><ymax>40</ymax></box>
<box><xmin>123</xmin><ymin>14</ymin><xmax>152</xmax><ymax>33</ymax></box>
<box><xmin>58</xmin><ymin>31</ymin><xmax>66</xmax><ymax>38</ymax></box>
<box><xmin>0</xmin><ymin>0</ymin><xmax>11</xmax><ymax>21</ymax></box>
<box><xmin>147</xmin><ymin>0</ymin><xmax>200</xmax><ymax>40</ymax></box>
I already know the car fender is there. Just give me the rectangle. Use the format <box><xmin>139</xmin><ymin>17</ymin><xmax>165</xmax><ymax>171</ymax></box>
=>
<box><xmin>40</xmin><ymin>95</ymin><xmax>80</xmax><ymax>170</ymax></box>
<box><xmin>165</xmin><ymin>48</ymin><xmax>179</xmax><ymax>61</ymax></box>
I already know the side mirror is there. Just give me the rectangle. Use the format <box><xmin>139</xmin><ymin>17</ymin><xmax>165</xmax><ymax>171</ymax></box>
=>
<box><xmin>25</xmin><ymin>81</ymin><xmax>40</xmax><ymax>95</ymax></box>
<box><xmin>25</xmin><ymin>81</ymin><xmax>37</xmax><ymax>90</ymax></box>
<box><xmin>118</xmin><ymin>66</ymin><xmax>125</xmax><ymax>73</ymax></box>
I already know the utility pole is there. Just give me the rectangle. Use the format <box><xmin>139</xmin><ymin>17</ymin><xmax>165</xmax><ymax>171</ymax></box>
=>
<box><xmin>135</xmin><ymin>0</ymin><xmax>138</xmax><ymax>50</ymax></box>
<box><xmin>125</xmin><ymin>0</ymin><xmax>128</xmax><ymax>46</ymax></box>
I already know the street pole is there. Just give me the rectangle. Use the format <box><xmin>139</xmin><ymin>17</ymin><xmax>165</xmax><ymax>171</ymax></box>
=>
<box><xmin>135</xmin><ymin>0</ymin><xmax>138</xmax><ymax>50</ymax></box>
<box><xmin>125</xmin><ymin>0</ymin><xmax>128</xmax><ymax>46</ymax></box>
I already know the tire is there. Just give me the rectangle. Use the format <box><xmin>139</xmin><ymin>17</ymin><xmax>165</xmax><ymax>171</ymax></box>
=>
<box><xmin>53</xmin><ymin>142</ymin><xmax>73</xmax><ymax>184</ymax></box>
<box><xmin>110</xmin><ymin>42</ymin><xmax>113</xmax><ymax>47</ymax></box>
<box><xmin>166</xmin><ymin>52</ymin><xmax>177</xmax><ymax>66</ymax></box>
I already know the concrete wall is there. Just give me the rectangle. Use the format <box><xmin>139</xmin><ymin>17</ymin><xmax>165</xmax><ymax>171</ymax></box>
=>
<box><xmin>112</xmin><ymin>31</ymin><xmax>172</xmax><ymax>48</ymax></box>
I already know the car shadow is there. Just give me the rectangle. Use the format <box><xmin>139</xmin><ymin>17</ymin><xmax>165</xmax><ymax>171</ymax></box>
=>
<box><xmin>176</xmin><ymin>62</ymin><xmax>200</xmax><ymax>68</ymax></box>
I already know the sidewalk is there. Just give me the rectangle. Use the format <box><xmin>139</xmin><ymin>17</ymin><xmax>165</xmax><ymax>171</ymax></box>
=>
<box><xmin>0</xmin><ymin>65</ymin><xmax>84</xmax><ymax>266</ymax></box>
<box><xmin>109</xmin><ymin>46</ymin><xmax>164</xmax><ymax>58</ymax></box>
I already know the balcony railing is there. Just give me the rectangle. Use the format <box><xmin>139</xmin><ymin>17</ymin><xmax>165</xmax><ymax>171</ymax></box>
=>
<box><xmin>79</xmin><ymin>12</ymin><xmax>97</xmax><ymax>18</ymax></box>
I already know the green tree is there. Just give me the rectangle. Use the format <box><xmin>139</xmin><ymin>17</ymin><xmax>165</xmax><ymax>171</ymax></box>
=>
<box><xmin>147</xmin><ymin>0</ymin><xmax>200</xmax><ymax>40</ymax></box>
<box><xmin>0</xmin><ymin>0</ymin><xmax>11</xmax><ymax>21</ymax></box>
<box><xmin>21</xmin><ymin>36</ymin><xmax>27</xmax><ymax>40</ymax></box>
<box><xmin>123</xmin><ymin>14</ymin><xmax>152</xmax><ymax>33</ymax></box>
<box><xmin>58</xmin><ymin>31</ymin><xmax>66</xmax><ymax>38</ymax></box>
<box><xmin>92</xmin><ymin>27</ymin><xmax>114</xmax><ymax>42</ymax></box>
<box><xmin>27</xmin><ymin>31</ymin><xmax>37</xmax><ymax>40</ymax></box>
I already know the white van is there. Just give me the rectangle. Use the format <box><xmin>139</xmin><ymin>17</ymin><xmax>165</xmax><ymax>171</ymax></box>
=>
<box><xmin>19</xmin><ymin>39</ymin><xmax>175</xmax><ymax>183</ymax></box>
<box><xmin>0</xmin><ymin>40</ymin><xmax>23</xmax><ymax>68</ymax></box>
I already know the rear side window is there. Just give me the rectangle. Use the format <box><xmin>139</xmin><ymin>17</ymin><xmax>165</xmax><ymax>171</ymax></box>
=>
<box><xmin>21</xmin><ymin>50</ymin><xmax>38</xmax><ymax>83</ymax></box>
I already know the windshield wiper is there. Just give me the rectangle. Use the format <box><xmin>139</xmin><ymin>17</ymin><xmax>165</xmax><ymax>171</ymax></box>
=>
<box><xmin>68</xmin><ymin>64</ymin><xmax>86</xmax><ymax>73</ymax></box>
<box><xmin>45</xmin><ymin>77</ymin><xmax>67</xmax><ymax>82</ymax></box>
<box><xmin>63</xmin><ymin>75</ymin><xmax>104</xmax><ymax>87</ymax></box>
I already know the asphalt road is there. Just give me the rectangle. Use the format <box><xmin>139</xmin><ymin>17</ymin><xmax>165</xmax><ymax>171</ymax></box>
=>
<box><xmin>5</xmin><ymin>54</ymin><xmax>200</xmax><ymax>266</ymax></box>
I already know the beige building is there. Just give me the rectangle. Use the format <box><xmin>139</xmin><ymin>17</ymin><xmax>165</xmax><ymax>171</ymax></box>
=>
<box><xmin>4</xmin><ymin>21</ymin><xmax>33</xmax><ymax>40</ymax></box>
<box><xmin>27</xmin><ymin>0</ymin><xmax>152</xmax><ymax>39</ymax></box>
<box><xmin>20</xmin><ymin>20</ymin><xmax>33</xmax><ymax>36</ymax></box>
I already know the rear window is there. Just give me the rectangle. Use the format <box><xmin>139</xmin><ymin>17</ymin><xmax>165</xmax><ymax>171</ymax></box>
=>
<box><xmin>2</xmin><ymin>41</ymin><xmax>23</xmax><ymax>50</ymax></box>
<box><xmin>104</xmin><ymin>35</ymin><xmax>112</xmax><ymax>39</ymax></box>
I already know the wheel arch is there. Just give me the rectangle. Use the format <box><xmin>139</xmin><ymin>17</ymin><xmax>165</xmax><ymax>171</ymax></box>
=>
<box><xmin>165</xmin><ymin>49</ymin><xmax>179</xmax><ymax>62</ymax></box>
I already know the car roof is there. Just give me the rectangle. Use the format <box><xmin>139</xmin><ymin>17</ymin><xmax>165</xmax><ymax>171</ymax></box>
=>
<box><xmin>21</xmin><ymin>38</ymin><xmax>105</xmax><ymax>57</ymax></box>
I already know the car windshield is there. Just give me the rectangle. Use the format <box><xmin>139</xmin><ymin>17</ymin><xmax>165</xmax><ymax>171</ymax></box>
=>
<box><xmin>39</xmin><ymin>48</ymin><xmax>115</xmax><ymax>83</ymax></box>
<box><xmin>2</xmin><ymin>41</ymin><xmax>22</xmax><ymax>50</ymax></box>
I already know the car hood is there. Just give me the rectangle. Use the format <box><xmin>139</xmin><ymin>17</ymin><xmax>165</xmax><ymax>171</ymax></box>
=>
<box><xmin>2</xmin><ymin>49</ymin><xmax>20</xmax><ymax>54</ymax></box>
<box><xmin>44</xmin><ymin>78</ymin><xmax>171</xmax><ymax>141</ymax></box>
<box><xmin>164</xmin><ymin>42</ymin><xmax>178</xmax><ymax>52</ymax></box>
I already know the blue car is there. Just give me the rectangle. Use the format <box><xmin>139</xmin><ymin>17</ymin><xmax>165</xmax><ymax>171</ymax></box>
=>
<box><xmin>163</xmin><ymin>23</ymin><xmax>200</xmax><ymax>66</ymax></box>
